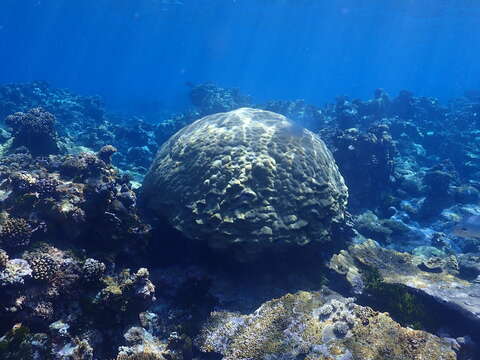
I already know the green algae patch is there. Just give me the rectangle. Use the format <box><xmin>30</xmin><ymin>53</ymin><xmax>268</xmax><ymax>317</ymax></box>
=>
<box><xmin>362</xmin><ymin>265</ymin><xmax>429</xmax><ymax>330</ymax></box>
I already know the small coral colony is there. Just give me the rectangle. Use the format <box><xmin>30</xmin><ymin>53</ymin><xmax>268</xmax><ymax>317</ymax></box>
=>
<box><xmin>0</xmin><ymin>81</ymin><xmax>480</xmax><ymax>359</ymax></box>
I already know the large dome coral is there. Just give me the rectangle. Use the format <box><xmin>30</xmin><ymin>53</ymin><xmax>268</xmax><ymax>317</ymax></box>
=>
<box><xmin>142</xmin><ymin>108</ymin><xmax>348</xmax><ymax>255</ymax></box>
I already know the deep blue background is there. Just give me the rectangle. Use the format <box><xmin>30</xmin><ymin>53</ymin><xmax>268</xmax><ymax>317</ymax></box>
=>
<box><xmin>0</xmin><ymin>0</ymin><xmax>479</xmax><ymax>113</ymax></box>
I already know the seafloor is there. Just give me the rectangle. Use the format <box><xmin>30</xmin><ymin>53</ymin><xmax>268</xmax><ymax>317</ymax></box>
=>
<box><xmin>0</xmin><ymin>81</ymin><xmax>480</xmax><ymax>359</ymax></box>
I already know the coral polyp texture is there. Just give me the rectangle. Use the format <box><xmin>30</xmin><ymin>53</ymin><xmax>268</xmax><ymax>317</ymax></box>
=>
<box><xmin>143</xmin><ymin>108</ymin><xmax>348</xmax><ymax>255</ymax></box>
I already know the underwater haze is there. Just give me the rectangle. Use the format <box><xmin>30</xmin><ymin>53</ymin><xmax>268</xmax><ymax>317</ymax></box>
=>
<box><xmin>2</xmin><ymin>1</ymin><xmax>480</xmax><ymax>360</ymax></box>
<box><xmin>1</xmin><ymin>0</ymin><xmax>480</xmax><ymax>112</ymax></box>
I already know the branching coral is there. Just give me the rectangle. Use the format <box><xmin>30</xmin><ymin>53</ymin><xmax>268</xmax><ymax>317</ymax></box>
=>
<box><xmin>0</xmin><ymin>216</ymin><xmax>33</xmax><ymax>248</ymax></box>
<box><xmin>28</xmin><ymin>253</ymin><xmax>59</xmax><ymax>282</ymax></box>
<box><xmin>82</xmin><ymin>258</ymin><xmax>106</xmax><ymax>283</ymax></box>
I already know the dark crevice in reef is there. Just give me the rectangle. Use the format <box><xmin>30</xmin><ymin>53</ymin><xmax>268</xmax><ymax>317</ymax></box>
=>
<box><xmin>143</xmin><ymin>206</ymin><xmax>350</xmax><ymax>271</ymax></box>
<box><xmin>145</xmin><ymin>221</ymin><xmax>333</xmax><ymax>309</ymax></box>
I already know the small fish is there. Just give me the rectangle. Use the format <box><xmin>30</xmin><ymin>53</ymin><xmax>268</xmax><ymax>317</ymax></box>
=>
<box><xmin>453</xmin><ymin>215</ymin><xmax>480</xmax><ymax>240</ymax></box>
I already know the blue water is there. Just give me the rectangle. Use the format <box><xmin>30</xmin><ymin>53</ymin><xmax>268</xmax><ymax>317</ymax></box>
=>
<box><xmin>1</xmin><ymin>0</ymin><xmax>479</xmax><ymax>113</ymax></box>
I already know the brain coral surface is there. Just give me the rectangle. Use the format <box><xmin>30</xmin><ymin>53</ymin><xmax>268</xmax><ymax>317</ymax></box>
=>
<box><xmin>143</xmin><ymin>108</ymin><xmax>348</xmax><ymax>253</ymax></box>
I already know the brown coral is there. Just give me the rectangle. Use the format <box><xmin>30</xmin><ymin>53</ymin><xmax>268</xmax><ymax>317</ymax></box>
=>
<box><xmin>0</xmin><ymin>248</ymin><xmax>8</xmax><ymax>268</ymax></box>
<box><xmin>97</xmin><ymin>144</ymin><xmax>117</xmax><ymax>164</ymax></box>
<box><xmin>28</xmin><ymin>253</ymin><xmax>59</xmax><ymax>282</ymax></box>
<box><xmin>0</xmin><ymin>216</ymin><xmax>33</xmax><ymax>248</ymax></box>
<box><xmin>5</xmin><ymin>107</ymin><xmax>60</xmax><ymax>156</ymax></box>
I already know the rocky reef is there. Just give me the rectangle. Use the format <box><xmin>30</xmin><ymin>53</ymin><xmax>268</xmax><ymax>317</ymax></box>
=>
<box><xmin>1</xmin><ymin>81</ymin><xmax>480</xmax><ymax>359</ymax></box>
<box><xmin>4</xmin><ymin>107</ymin><xmax>61</xmax><ymax>156</ymax></box>
<box><xmin>189</xmin><ymin>82</ymin><xmax>251</xmax><ymax>115</ymax></box>
<box><xmin>330</xmin><ymin>240</ymin><xmax>480</xmax><ymax>330</ymax></box>
<box><xmin>0</xmin><ymin>81</ymin><xmax>105</xmax><ymax>142</ymax></box>
<box><xmin>0</xmin><ymin>149</ymin><xmax>155</xmax><ymax>359</ymax></box>
<box><xmin>329</xmin><ymin>124</ymin><xmax>396</xmax><ymax>211</ymax></box>
<box><xmin>198</xmin><ymin>288</ymin><xmax>457</xmax><ymax>360</ymax></box>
